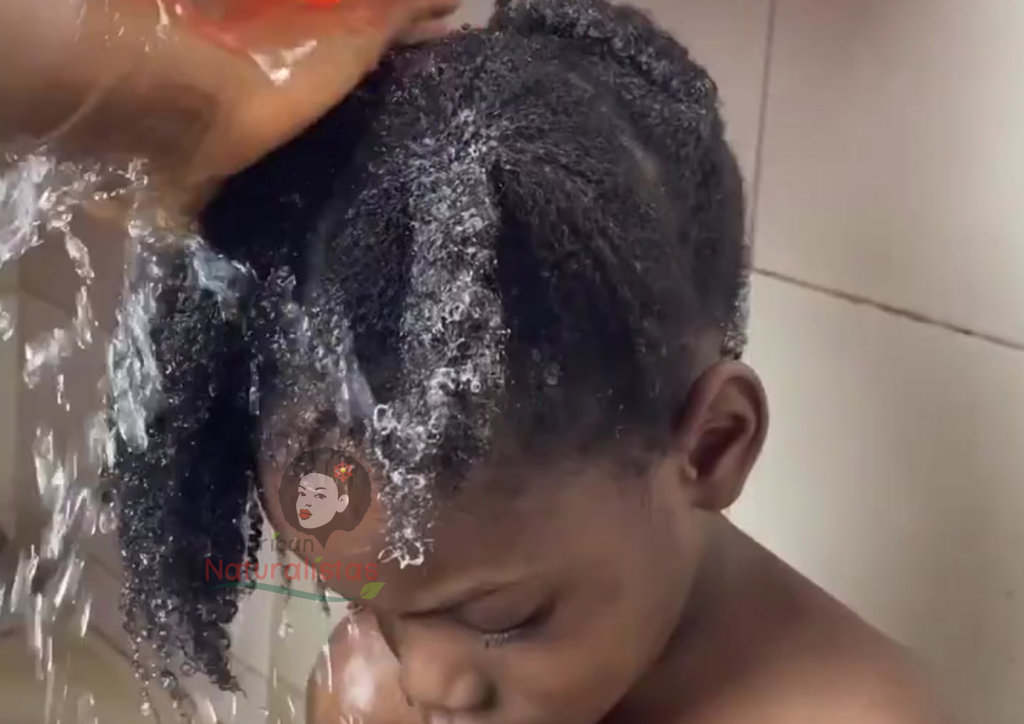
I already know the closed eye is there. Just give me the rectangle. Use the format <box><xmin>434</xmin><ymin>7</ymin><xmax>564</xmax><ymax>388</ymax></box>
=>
<box><xmin>465</xmin><ymin>600</ymin><xmax>554</xmax><ymax>649</ymax></box>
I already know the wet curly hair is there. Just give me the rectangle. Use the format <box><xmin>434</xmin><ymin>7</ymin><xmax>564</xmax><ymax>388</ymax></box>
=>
<box><xmin>109</xmin><ymin>0</ymin><xmax>747</xmax><ymax>690</ymax></box>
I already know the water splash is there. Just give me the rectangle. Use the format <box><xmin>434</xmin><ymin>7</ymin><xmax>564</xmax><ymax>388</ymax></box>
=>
<box><xmin>0</xmin><ymin>148</ymin><xmax>253</xmax><ymax>722</ymax></box>
<box><xmin>77</xmin><ymin>595</ymin><xmax>92</xmax><ymax>638</ymax></box>
<box><xmin>0</xmin><ymin>301</ymin><xmax>13</xmax><ymax>341</ymax></box>
<box><xmin>0</xmin><ymin>153</ymin><xmax>52</xmax><ymax>265</ymax></box>
<box><xmin>250</xmin><ymin>40</ymin><xmax>319</xmax><ymax>85</ymax></box>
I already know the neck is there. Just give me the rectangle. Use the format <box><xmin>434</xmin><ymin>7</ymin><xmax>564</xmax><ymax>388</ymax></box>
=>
<box><xmin>607</xmin><ymin>514</ymin><xmax>766</xmax><ymax>724</ymax></box>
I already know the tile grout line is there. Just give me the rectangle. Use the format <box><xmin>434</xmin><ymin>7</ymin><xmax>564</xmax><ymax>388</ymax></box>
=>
<box><xmin>747</xmin><ymin>0</ymin><xmax>778</xmax><ymax>245</ymax></box>
<box><xmin>752</xmin><ymin>267</ymin><xmax>1024</xmax><ymax>354</ymax></box>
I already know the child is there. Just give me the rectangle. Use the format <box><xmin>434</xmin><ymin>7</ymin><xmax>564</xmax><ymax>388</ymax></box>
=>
<box><xmin>112</xmin><ymin>0</ymin><xmax>944</xmax><ymax>722</ymax></box>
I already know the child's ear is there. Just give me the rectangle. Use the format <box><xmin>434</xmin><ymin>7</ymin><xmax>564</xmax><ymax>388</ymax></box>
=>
<box><xmin>337</xmin><ymin>494</ymin><xmax>351</xmax><ymax>513</ymax></box>
<box><xmin>673</xmin><ymin>361</ymin><xmax>768</xmax><ymax>511</ymax></box>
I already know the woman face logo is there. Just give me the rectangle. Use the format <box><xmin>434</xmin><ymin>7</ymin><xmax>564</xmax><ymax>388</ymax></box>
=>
<box><xmin>279</xmin><ymin>448</ymin><xmax>371</xmax><ymax>547</ymax></box>
<box><xmin>296</xmin><ymin>473</ymin><xmax>350</xmax><ymax>529</ymax></box>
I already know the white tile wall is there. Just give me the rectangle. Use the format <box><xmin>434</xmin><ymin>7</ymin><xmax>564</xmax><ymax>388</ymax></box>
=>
<box><xmin>739</xmin><ymin>3</ymin><xmax>1024</xmax><ymax>721</ymax></box>
<box><xmin>734</xmin><ymin>275</ymin><xmax>1024</xmax><ymax>724</ymax></box>
<box><xmin>451</xmin><ymin>0</ymin><xmax>494</xmax><ymax>26</ymax></box>
<box><xmin>755</xmin><ymin>0</ymin><xmax>1024</xmax><ymax>346</ymax></box>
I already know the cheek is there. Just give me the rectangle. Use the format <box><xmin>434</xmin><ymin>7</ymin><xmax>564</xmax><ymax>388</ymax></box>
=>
<box><xmin>494</xmin><ymin>597</ymin><xmax>656</xmax><ymax>724</ymax></box>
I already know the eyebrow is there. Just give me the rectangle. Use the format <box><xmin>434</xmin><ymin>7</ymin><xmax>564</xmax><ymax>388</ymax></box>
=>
<box><xmin>404</xmin><ymin>579</ymin><xmax>529</xmax><ymax>618</ymax></box>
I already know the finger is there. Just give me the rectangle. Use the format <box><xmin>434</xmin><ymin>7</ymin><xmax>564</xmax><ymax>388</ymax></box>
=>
<box><xmin>408</xmin><ymin>0</ymin><xmax>461</xmax><ymax>23</ymax></box>
<box><xmin>397</xmin><ymin>18</ymin><xmax>452</xmax><ymax>45</ymax></box>
<box><xmin>177</xmin><ymin>3</ymin><xmax>248</xmax><ymax>53</ymax></box>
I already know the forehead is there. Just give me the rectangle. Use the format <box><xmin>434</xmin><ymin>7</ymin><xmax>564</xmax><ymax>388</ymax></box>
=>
<box><xmin>299</xmin><ymin>473</ymin><xmax>334</xmax><ymax>489</ymax></box>
<box><xmin>261</xmin><ymin>448</ymin><xmax>657</xmax><ymax>606</ymax></box>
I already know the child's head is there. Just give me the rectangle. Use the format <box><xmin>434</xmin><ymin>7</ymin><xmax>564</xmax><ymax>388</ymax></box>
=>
<box><xmin>111</xmin><ymin>0</ymin><xmax>766</xmax><ymax>711</ymax></box>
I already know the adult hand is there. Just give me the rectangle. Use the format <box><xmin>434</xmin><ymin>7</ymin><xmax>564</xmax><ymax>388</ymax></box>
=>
<box><xmin>170</xmin><ymin>0</ymin><xmax>460</xmax><ymax>208</ymax></box>
<box><xmin>0</xmin><ymin>0</ymin><xmax>459</xmax><ymax>216</ymax></box>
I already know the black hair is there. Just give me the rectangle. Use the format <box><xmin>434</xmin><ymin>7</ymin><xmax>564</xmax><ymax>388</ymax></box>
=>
<box><xmin>109</xmin><ymin>0</ymin><xmax>747</xmax><ymax>690</ymax></box>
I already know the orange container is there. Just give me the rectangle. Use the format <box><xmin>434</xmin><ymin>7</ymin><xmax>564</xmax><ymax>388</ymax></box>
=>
<box><xmin>215</xmin><ymin>0</ymin><xmax>343</xmax><ymax>23</ymax></box>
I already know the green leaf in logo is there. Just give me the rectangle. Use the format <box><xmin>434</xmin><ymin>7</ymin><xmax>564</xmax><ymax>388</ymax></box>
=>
<box><xmin>314</xmin><ymin>557</ymin><xmax>323</xmax><ymax>563</ymax></box>
<box><xmin>272</xmin><ymin>532</ymin><xmax>280</xmax><ymax>539</ymax></box>
<box><xmin>360</xmin><ymin>582</ymin><xmax>386</xmax><ymax>600</ymax></box>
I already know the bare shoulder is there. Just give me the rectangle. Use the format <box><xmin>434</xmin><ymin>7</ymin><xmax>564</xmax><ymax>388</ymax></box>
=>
<box><xmin>688</xmin><ymin>534</ymin><xmax>951</xmax><ymax>724</ymax></box>
<box><xmin>730</xmin><ymin>579</ymin><xmax>948</xmax><ymax>723</ymax></box>
<box><xmin>775</xmin><ymin>635</ymin><xmax>947</xmax><ymax>724</ymax></box>
<box><xmin>306</xmin><ymin>613</ymin><xmax>417</xmax><ymax>724</ymax></box>
<box><xmin>688</xmin><ymin>613</ymin><xmax>948</xmax><ymax>724</ymax></box>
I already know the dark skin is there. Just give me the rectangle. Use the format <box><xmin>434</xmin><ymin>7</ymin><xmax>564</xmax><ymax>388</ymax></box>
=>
<box><xmin>0</xmin><ymin>0</ymin><xmax>458</xmax><ymax>218</ymax></box>
<box><xmin>260</xmin><ymin>361</ymin><xmax>944</xmax><ymax>724</ymax></box>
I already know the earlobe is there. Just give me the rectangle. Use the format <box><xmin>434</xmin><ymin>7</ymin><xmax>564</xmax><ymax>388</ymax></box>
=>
<box><xmin>674</xmin><ymin>361</ymin><xmax>769</xmax><ymax>512</ymax></box>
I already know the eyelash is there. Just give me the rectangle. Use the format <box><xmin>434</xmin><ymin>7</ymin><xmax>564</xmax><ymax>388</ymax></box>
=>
<box><xmin>482</xmin><ymin>628</ymin><xmax>524</xmax><ymax>648</ymax></box>
<box><xmin>478</xmin><ymin>605</ymin><xmax>552</xmax><ymax>649</ymax></box>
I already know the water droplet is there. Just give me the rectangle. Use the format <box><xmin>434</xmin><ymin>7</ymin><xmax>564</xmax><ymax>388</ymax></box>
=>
<box><xmin>98</xmin><ymin>505</ymin><xmax>117</xmax><ymax>535</ymax></box>
<box><xmin>140</xmin><ymin>701</ymin><xmax>154</xmax><ymax>717</ymax></box>
<box><xmin>0</xmin><ymin>306</ymin><xmax>13</xmax><ymax>342</ymax></box>
<box><xmin>51</xmin><ymin>554</ymin><xmax>84</xmax><ymax>611</ymax></box>
<box><xmin>24</xmin><ymin>328</ymin><xmax>73</xmax><ymax>388</ymax></box>
<box><xmin>77</xmin><ymin>692</ymin><xmax>99</xmax><ymax>724</ymax></box>
<box><xmin>77</xmin><ymin>596</ymin><xmax>92</xmax><ymax>638</ymax></box>
<box><xmin>543</xmin><ymin>362</ymin><xmax>561</xmax><ymax>386</ymax></box>
<box><xmin>73</xmin><ymin>286</ymin><xmax>94</xmax><ymax>348</ymax></box>
<box><xmin>64</xmin><ymin>233</ymin><xmax>94</xmax><ymax>282</ymax></box>
<box><xmin>277</xmin><ymin>611</ymin><xmax>293</xmax><ymax>638</ymax></box>
<box><xmin>248</xmin><ymin>40</ymin><xmax>318</xmax><ymax>85</ymax></box>
<box><xmin>160</xmin><ymin>670</ymin><xmax>179</xmax><ymax>690</ymax></box>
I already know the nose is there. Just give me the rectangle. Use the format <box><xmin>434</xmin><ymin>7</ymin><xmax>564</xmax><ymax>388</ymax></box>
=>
<box><xmin>398</xmin><ymin>629</ymin><xmax>492</xmax><ymax>716</ymax></box>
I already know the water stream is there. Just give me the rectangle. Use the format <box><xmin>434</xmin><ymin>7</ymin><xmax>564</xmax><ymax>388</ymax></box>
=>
<box><xmin>0</xmin><ymin>147</ymin><xmax>363</xmax><ymax>724</ymax></box>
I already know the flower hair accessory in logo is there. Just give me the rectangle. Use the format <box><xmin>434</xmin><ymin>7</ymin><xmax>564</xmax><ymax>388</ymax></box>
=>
<box><xmin>334</xmin><ymin>463</ymin><xmax>355</xmax><ymax>482</ymax></box>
